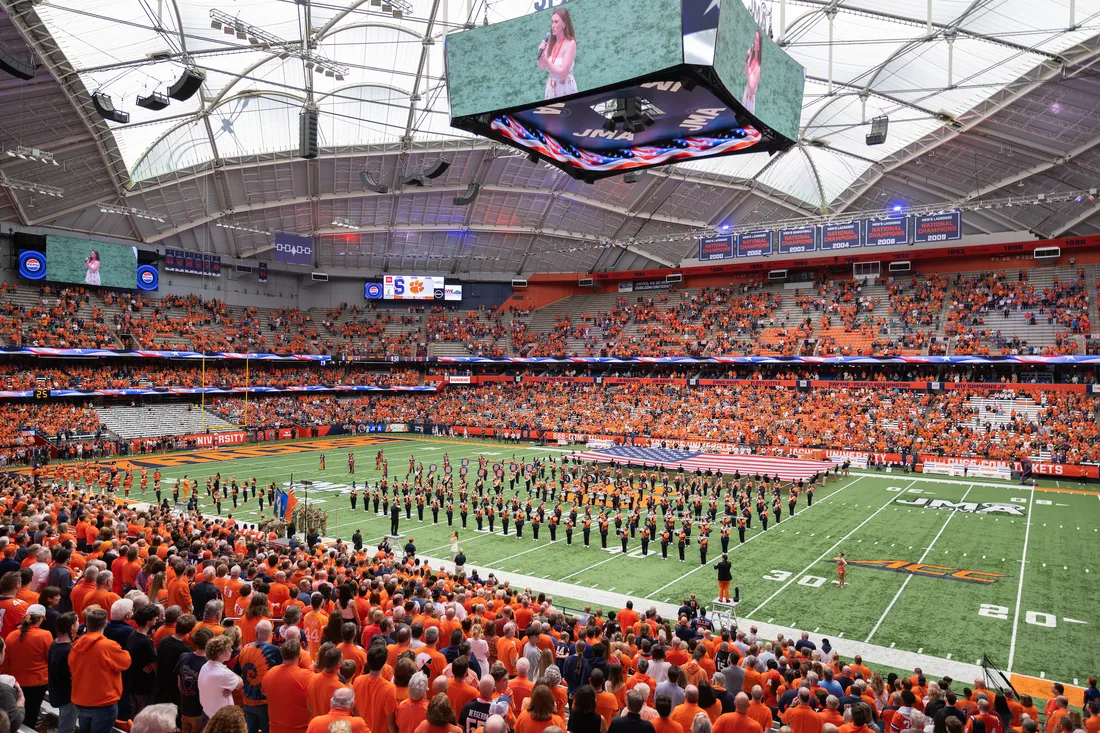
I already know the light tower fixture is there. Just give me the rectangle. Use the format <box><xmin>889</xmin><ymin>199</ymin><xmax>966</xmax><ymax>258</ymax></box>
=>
<box><xmin>4</xmin><ymin>146</ymin><xmax>58</xmax><ymax>165</ymax></box>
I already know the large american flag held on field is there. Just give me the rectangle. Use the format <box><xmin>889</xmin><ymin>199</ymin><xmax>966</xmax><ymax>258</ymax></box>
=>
<box><xmin>572</xmin><ymin>446</ymin><xmax>836</xmax><ymax>482</ymax></box>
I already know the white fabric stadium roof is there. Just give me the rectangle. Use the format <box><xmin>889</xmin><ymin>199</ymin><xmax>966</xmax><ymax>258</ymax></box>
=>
<box><xmin>3</xmin><ymin>0</ymin><xmax>1100</xmax><ymax>273</ymax></box>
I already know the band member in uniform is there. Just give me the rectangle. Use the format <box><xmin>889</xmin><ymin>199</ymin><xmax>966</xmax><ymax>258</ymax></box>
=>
<box><xmin>350</xmin><ymin>486</ymin><xmax>358</xmax><ymax>511</ymax></box>
<box><xmin>620</xmin><ymin>526</ymin><xmax>629</xmax><ymax>554</ymax></box>
<box><xmin>737</xmin><ymin>515</ymin><xmax>747</xmax><ymax>544</ymax></box>
<box><xmin>640</xmin><ymin>526</ymin><xmax>650</xmax><ymax>556</ymax></box>
<box><xmin>319</xmin><ymin>453</ymin><xmax>325</xmax><ymax>471</ymax></box>
<box><xmin>565</xmin><ymin>519</ymin><xmax>574</xmax><ymax>545</ymax></box>
<box><xmin>699</xmin><ymin>535</ymin><xmax>709</xmax><ymax>566</ymax></box>
<box><xmin>661</xmin><ymin>530</ymin><xmax>670</xmax><ymax>560</ymax></box>
<box><xmin>678</xmin><ymin>531</ymin><xmax>687</xmax><ymax>563</ymax></box>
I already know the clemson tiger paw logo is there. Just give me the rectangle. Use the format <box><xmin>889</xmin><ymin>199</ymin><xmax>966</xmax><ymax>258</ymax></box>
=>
<box><xmin>409</xmin><ymin>280</ymin><xmax>425</xmax><ymax>294</ymax></box>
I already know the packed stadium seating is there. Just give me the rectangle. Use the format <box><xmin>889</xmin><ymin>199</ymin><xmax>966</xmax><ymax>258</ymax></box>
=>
<box><xmin>198</xmin><ymin>382</ymin><xmax>1099</xmax><ymax>463</ymax></box>
<box><xmin>2</xmin><ymin>265</ymin><xmax>1094</xmax><ymax>358</ymax></box>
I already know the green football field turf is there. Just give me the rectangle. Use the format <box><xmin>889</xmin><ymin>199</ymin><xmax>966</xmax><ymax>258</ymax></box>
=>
<box><xmin>119</xmin><ymin>434</ymin><xmax>1099</xmax><ymax>688</ymax></box>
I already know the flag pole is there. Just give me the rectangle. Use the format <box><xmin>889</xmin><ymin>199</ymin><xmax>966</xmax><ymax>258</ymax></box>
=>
<box><xmin>201</xmin><ymin>353</ymin><xmax>206</xmax><ymax>431</ymax></box>
<box><xmin>244</xmin><ymin>356</ymin><xmax>249</xmax><ymax>428</ymax></box>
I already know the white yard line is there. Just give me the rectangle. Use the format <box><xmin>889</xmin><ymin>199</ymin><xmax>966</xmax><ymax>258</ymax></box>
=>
<box><xmin>747</xmin><ymin>479</ymin><xmax>918</xmax><ymax>618</ymax></box>
<box><xmin>1006</xmin><ymin>482</ymin><xmax>1036</xmax><ymax>672</ymax></box>
<box><xmin>641</xmin><ymin>477</ymin><xmax>865</xmax><ymax>600</ymax></box>
<box><xmin>488</xmin><ymin>540</ymin><xmax>560</xmax><ymax>566</ymax></box>
<box><xmin>864</xmin><ymin>484</ymin><xmax>974</xmax><ymax>643</ymax></box>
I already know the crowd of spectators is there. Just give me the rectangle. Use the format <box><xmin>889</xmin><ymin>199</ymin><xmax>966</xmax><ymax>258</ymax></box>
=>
<box><xmin>0</xmin><ymin>470</ymin><xmax>1086</xmax><ymax>733</ymax></box>
<box><xmin>0</xmin><ymin>364</ymin><xmax>421</xmax><ymax>392</ymax></box>
<box><xmin>0</xmin><ymin>270</ymin><xmax>1093</xmax><ymax>357</ymax></box>
<box><xmin>207</xmin><ymin>381</ymin><xmax>1099</xmax><ymax>462</ymax></box>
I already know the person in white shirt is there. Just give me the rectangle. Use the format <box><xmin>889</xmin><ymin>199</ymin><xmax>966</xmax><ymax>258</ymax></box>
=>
<box><xmin>197</xmin><ymin>635</ymin><xmax>241</xmax><ymax>720</ymax></box>
<box><xmin>29</xmin><ymin>548</ymin><xmax>51</xmax><ymax>592</ymax></box>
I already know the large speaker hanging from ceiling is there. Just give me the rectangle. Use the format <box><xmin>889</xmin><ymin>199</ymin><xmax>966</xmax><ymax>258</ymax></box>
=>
<box><xmin>0</xmin><ymin>48</ymin><xmax>35</xmax><ymax>80</ymax></box>
<box><xmin>137</xmin><ymin>91</ymin><xmax>170</xmax><ymax>111</ymax></box>
<box><xmin>360</xmin><ymin>171</ymin><xmax>389</xmax><ymax>194</ymax></box>
<box><xmin>299</xmin><ymin>109</ymin><xmax>319</xmax><ymax>159</ymax></box>
<box><xmin>92</xmin><ymin>93</ymin><xmax>130</xmax><ymax>124</ymax></box>
<box><xmin>453</xmin><ymin>183</ymin><xmax>480</xmax><ymax>206</ymax></box>
<box><xmin>423</xmin><ymin>158</ymin><xmax>450</xmax><ymax>179</ymax></box>
<box><xmin>168</xmin><ymin>68</ymin><xmax>206</xmax><ymax>101</ymax></box>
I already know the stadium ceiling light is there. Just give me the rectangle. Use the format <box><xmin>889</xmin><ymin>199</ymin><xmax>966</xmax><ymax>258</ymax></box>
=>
<box><xmin>331</xmin><ymin>219</ymin><xmax>361</xmax><ymax>230</ymax></box>
<box><xmin>4</xmin><ymin>146</ymin><xmax>58</xmax><ymax>165</ymax></box>
<box><xmin>1</xmin><ymin>176</ymin><xmax>63</xmax><ymax>197</ymax></box>
<box><xmin>209</xmin><ymin>9</ymin><xmax>349</xmax><ymax>78</ymax></box>
<box><xmin>99</xmin><ymin>203</ymin><xmax>166</xmax><ymax>224</ymax></box>
<box><xmin>215</xmin><ymin>219</ymin><xmax>270</xmax><ymax>235</ymax></box>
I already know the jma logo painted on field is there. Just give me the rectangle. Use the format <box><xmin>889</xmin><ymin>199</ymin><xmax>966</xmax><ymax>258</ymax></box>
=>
<box><xmin>847</xmin><ymin>559</ymin><xmax>1008</xmax><ymax>584</ymax></box>
<box><xmin>895</xmin><ymin>497</ymin><xmax>1025</xmax><ymax>515</ymax></box>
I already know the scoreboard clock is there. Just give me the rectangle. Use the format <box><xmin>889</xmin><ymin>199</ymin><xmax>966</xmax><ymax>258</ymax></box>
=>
<box><xmin>33</xmin><ymin>387</ymin><xmax>50</xmax><ymax>400</ymax></box>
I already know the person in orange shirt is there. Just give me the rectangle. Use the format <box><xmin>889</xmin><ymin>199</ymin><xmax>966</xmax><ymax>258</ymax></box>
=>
<box><xmin>4</xmin><ymin>603</ymin><xmax>51</xmax><ymax>729</ymax></box>
<box><xmin>166</xmin><ymin>561</ymin><xmax>193</xmax><ymax>614</ymax></box>
<box><xmin>397</xmin><ymin>672</ymin><xmax>431</xmax><ymax>733</ymax></box>
<box><xmin>714</xmin><ymin>693</ymin><xmax>765</xmax><ymax>733</ymax></box>
<box><xmin>69</xmin><ymin>564</ymin><xmax>98</xmax><ymax>619</ymax></box>
<box><xmin>818</xmin><ymin>696</ymin><xmax>844</xmax><ymax>728</ymax></box>
<box><xmin>654</xmin><ymin>695</ymin><xmax>686</xmax><ymax>733</ymax></box>
<box><xmin>514</xmin><ymin>685</ymin><xmax>565</xmax><ymax>733</ymax></box>
<box><xmin>307</xmin><ymin>646</ymin><xmax>349</xmax><ymax>718</ymax></box>
<box><xmin>509</xmin><ymin>657</ymin><xmax>536</xmax><ymax>714</ymax></box>
<box><xmin>1045</xmin><ymin>697</ymin><xmax>1070</xmax><ymax>733</ymax></box>
<box><xmin>69</xmin><ymin>606</ymin><xmax>131</xmax><ymax>733</ymax></box>
<box><xmin>966</xmin><ymin>698</ymin><xmax>1004</xmax><ymax>733</ymax></box>
<box><xmin>414</xmin><ymin>693</ymin><xmax>462</xmax><ymax>733</ymax></box>
<box><xmin>1084</xmin><ymin>701</ymin><xmax>1100</xmax><ymax>733</ymax></box>
<box><xmin>82</xmin><ymin>571</ymin><xmax>120</xmax><ymax>622</ymax></box>
<box><xmin>838</xmin><ymin>702</ymin><xmax>875</xmax><ymax>733</ymax></box>
<box><xmin>239</xmin><ymin>593</ymin><xmax>272</xmax><ymax>647</ymax></box>
<box><xmin>338</xmin><ymin>623</ymin><xmax>367</xmax><ymax>681</ymax></box>
<box><xmin>0</xmin><ymin>571</ymin><xmax>29</xmax><ymax>640</ymax></box>
<box><xmin>741</xmin><ymin>658</ymin><xmax>763</xmax><ymax>695</ymax></box>
<box><xmin>307</xmin><ymin>688</ymin><xmax>371</xmax><ymax>733</ymax></box>
<box><xmin>746</xmin><ymin>686</ymin><xmax>774</xmax><ymax>732</ymax></box>
<box><xmin>263</xmin><ymin>640</ymin><xmax>317</xmax><ymax>733</ymax></box>
<box><xmin>353</xmin><ymin>644</ymin><xmax>398</xmax><ymax>733</ymax></box>
<box><xmin>497</xmin><ymin>624</ymin><xmax>519</xmax><ymax>678</ymax></box>
<box><xmin>670</xmin><ymin>686</ymin><xmax>706</xmax><ymax>732</ymax></box>
<box><xmin>446</xmin><ymin>657</ymin><xmax>480</xmax><ymax>719</ymax></box>
<box><xmin>303</xmin><ymin>593</ymin><xmax>330</xmax><ymax>659</ymax></box>
<box><xmin>619</xmin><ymin>602</ymin><xmax>640</xmax><ymax>631</ymax></box>
<box><xmin>783</xmin><ymin>689</ymin><xmax>824</xmax><ymax>733</ymax></box>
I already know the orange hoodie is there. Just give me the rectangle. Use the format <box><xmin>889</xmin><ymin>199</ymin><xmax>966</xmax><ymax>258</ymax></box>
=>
<box><xmin>70</xmin><ymin>632</ymin><xmax>131</xmax><ymax>707</ymax></box>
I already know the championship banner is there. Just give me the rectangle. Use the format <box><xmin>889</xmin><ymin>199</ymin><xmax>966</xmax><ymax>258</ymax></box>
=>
<box><xmin>819</xmin><ymin>221</ymin><xmax>862</xmax><ymax>251</ymax></box>
<box><xmin>699</xmin><ymin>235</ymin><xmax>735</xmax><ymax>261</ymax></box>
<box><xmin>778</xmin><ymin>226</ymin><xmax>817</xmax><ymax>255</ymax></box>
<box><xmin>737</xmin><ymin>230</ymin><xmax>774</xmax><ymax>257</ymax></box>
<box><xmin>864</xmin><ymin>216</ymin><xmax>910</xmax><ymax>247</ymax></box>
<box><xmin>258</xmin><ymin>262</ymin><xmax>267</xmax><ymax>283</ymax></box>
<box><xmin>913</xmin><ymin>211</ymin><xmax>962</xmax><ymax>243</ymax></box>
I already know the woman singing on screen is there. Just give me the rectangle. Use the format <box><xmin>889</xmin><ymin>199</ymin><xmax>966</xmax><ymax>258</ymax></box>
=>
<box><xmin>742</xmin><ymin>29</ymin><xmax>763</xmax><ymax>115</ymax></box>
<box><xmin>538</xmin><ymin>8</ymin><xmax>578</xmax><ymax>100</ymax></box>
<box><xmin>84</xmin><ymin>249</ymin><xmax>101</xmax><ymax>286</ymax></box>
